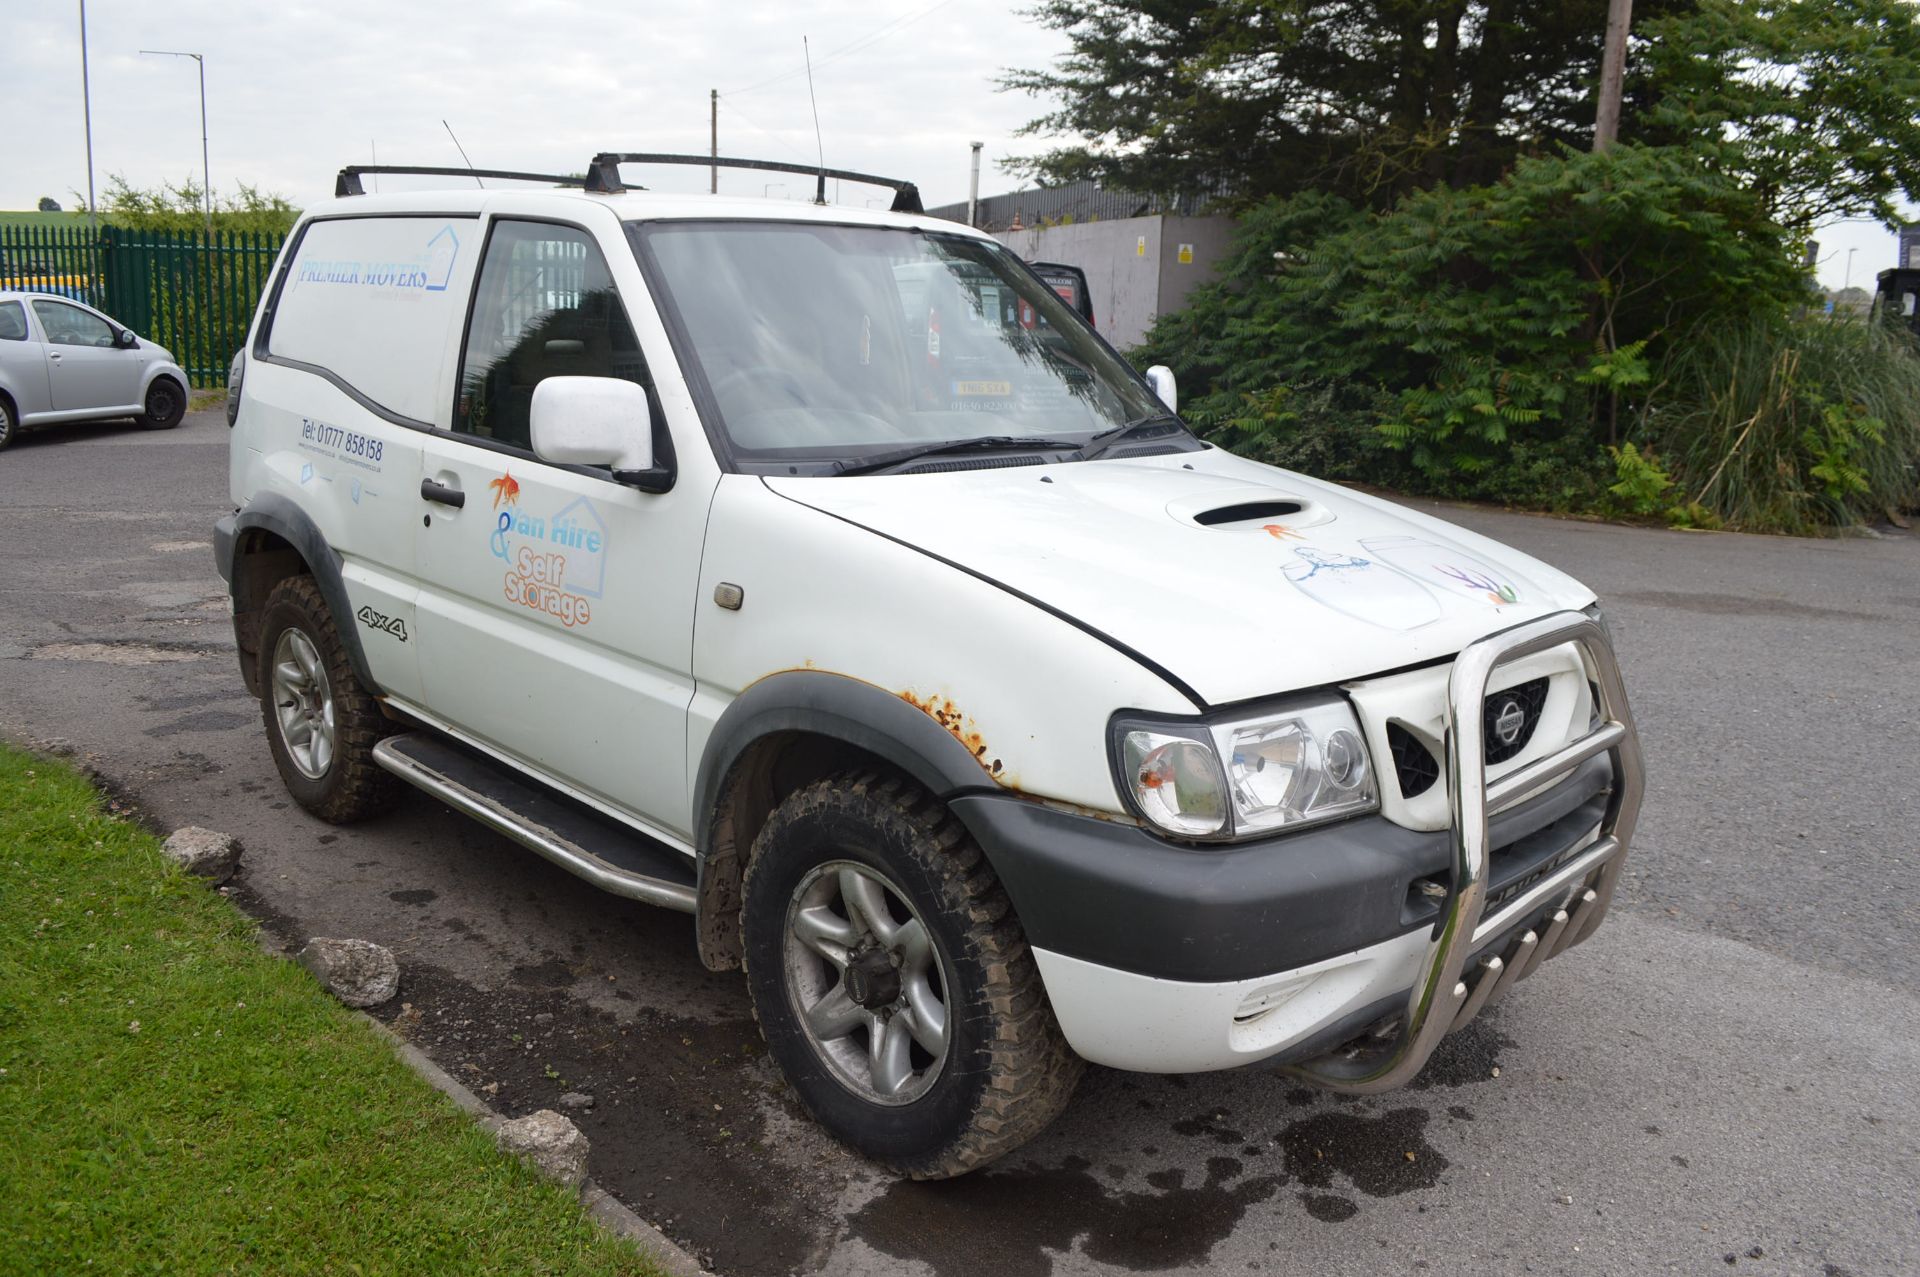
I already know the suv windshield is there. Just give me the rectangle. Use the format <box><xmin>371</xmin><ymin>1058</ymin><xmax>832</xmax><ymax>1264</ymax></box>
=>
<box><xmin>631</xmin><ymin>221</ymin><xmax>1182</xmax><ymax>473</ymax></box>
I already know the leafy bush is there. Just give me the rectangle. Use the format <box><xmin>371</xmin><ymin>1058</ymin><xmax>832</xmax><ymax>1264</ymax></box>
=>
<box><xmin>1645</xmin><ymin>315</ymin><xmax>1920</xmax><ymax>531</ymax></box>
<box><xmin>1136</xmin><ymin>145</ymin><xmax>1803</xmax><ymax>511</ymax></box>
<box><xmin>90</xmin><ymin>173</ymin><xmax>297</xmax><ymax>234</ymax></box>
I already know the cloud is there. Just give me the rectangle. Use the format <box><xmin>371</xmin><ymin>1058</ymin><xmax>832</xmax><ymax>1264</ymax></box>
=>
<box><xmin>2</xmin><ymin>0</ymin><xmax>1070</xmax><ymax>212</ymax></box>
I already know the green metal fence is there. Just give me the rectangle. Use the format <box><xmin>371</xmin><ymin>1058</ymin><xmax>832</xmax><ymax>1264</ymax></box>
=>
<box><xmin>0</xmin><ymin>223</ymin><xmax>285</xmax><ymax>387</ymax></box>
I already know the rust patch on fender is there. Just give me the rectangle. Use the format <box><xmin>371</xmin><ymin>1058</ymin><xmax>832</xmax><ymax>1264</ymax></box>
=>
<box><xmin>899</xmin><ymin>690</ymin><xmax>1007</xmax><ymax>782</ymax></box>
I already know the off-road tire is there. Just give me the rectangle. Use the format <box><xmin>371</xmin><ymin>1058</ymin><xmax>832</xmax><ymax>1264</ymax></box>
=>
<box><xmin>139</xmin><ymin>377</ymin><xmax>186</xmax><ymax>430</ymax></box>
<box><xmin>741</xmin><ymin>770</ymin><xmax>1083</xmax><ymax>1178</ymax></box>
<box><xmin>0</xmin><ymin>396</ymin><xmax>16</xmax><ymax>451</ymax></box>
<box><xmin>256</xmin><ymin>575</ymin><xmax>401</xmax><ymax>823</ymax></box>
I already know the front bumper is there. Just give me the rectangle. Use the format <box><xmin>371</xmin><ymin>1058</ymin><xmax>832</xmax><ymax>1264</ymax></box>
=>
<box><xmin>957</xmin><ymin>610</ymin><xmax>1643</xmax><ymax>1081</ymax></box>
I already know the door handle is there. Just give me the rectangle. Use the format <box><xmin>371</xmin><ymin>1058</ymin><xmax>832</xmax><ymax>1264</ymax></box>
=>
<box><xmin>420</xmin><ymin>478</ymin><xmax>466</xmax><ymax>508</ymax></box>
<box><xmin>47</xmin><ymin>352</ymin><xmax>61</xmax><ymax>362</ymax></box>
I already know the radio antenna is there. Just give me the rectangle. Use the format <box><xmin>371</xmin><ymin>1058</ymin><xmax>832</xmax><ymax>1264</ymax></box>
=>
<box><xmin>803</xmin><ymin>36</ymin><xmax>827</xmax><ymax>204</ymax></box>
<box><xmin>442</xmin><ymin>119</ymin><xmax>483</xmax><ymax>187</ymax></box>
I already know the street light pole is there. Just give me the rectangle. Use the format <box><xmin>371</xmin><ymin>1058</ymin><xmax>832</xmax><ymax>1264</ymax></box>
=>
<box><xmin>140</xmin><ymin>49</ymin><xmax>211</xmax><ymax>233</ymax></box>
<box><xmin>1844</xmin><ymin>247</ymin><xmax>1858</xmax><ymax>291</ymax></box>
<box><xmin>79</xmin><ymin>0</ymin><xmax>97</xmax><ymax>236</ymax></box>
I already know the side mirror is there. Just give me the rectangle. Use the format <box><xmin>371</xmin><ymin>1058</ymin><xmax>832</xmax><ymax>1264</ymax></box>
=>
<box><xmin>531</xmin><ymin>376</ymin><xmax>653</xmax><ymax>472</ymax></box>
<box><xmin>1145</xmin><ymin>365</ymin><xmax>1178</xmax><ymax>413</ymax></box>
<box><xmin>115</xmin><ymin>328</ymin><xmax>139</xmax><ymax>349</ymax></box>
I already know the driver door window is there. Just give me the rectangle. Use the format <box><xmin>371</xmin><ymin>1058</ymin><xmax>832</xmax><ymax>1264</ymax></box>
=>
<box><xmin>32</xmin><ymin>300</ymin><xmax>114</xmax><ymax>347</ymax></box>
<box><xmin>456</xmin><ymin>220</ymin><xmax>649</xmax><ymax>450</ymax></box>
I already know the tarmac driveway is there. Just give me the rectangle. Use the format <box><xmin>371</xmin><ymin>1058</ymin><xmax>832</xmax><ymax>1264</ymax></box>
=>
<box><xmin>2</xmin><ymin>408</ymin><xmax>1916</xmax><ymax>1275</ymax></box>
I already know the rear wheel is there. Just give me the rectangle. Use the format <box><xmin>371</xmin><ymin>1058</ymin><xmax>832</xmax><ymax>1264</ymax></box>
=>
<box><xmin>0</xmin><ymin>397</ymin><xmax>16</xmax><ymax>451</ymax></box>
<box><xmin>256</xmin><ymin>575</ymin><xmax>401</xmax><ymax>823</ymax></box>
<box><xmin>741</xmin><ymin>771</ymin><xmax>1082</xmax><ymax>1178</ymax></box>
<box><xmin>139</xmin><ymin>378</ymin><xmax>185</xmax><ymax>430</ymax></box>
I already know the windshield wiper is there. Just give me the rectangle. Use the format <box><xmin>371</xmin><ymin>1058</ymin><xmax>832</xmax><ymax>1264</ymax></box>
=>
<box><xmin>1078</xmin><ymin>412</ymin><xmax>1186</xmax><ymax>461</ymax></box>
<box><xmin>834</xmin><ymin>435</ymin><xmax>1081</xmax><ymax>477</ymax></box>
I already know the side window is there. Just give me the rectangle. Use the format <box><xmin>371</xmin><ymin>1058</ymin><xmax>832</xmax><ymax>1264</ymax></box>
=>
<box><xmin>0</xmin><ymin>301</ymin><xmax>26</xmax><ymax>342</ymax></box>
<box><xmin>456</xmin><ymin>220</ymin><xmax>649</xmax><ymax>450</ymax></box>
<box><xmin>266</xmin><ymin>215</ymin><xmax>478</xmax><ymax>425</ymax></box>
<box><xmin>32</xmin><ymin>300</ymin><xmax>114</xmax><ymax>347</ymax></box>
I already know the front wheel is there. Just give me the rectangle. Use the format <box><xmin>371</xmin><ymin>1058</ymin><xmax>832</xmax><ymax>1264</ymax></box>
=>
<box><xmin>256</xmin><ymin>575</ymin><xmax>401</xmax><ymax>823</ymax></box>
<box><xmin>139</xmin><ymin>378</ymin><xmax>186</xmax><ymax>430</ymax></box>
<box><xmin>741</xmin><ymin>772</ymin><xmax>1082</xmax><ymax>1178</ymax></box>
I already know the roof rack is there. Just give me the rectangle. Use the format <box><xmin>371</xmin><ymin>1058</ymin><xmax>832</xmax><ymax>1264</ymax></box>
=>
<box><xmin>334</xmin><ymin>166</ymin><xmax>587</xmax><ymax>198</ymax></box>
<box><xmin>332</xmin><ymin>155</ymin><xmax>925</xmax><ymax>214</ymax></box>
<box><xmin>585</xmin><ymin>152</ymin><xmax>923</xmax><ymax>213</ymax></box>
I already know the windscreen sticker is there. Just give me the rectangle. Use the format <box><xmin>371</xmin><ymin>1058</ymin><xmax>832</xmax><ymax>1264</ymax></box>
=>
<box><xmin>1359</xmin><ymin>536</ymin><xmax>1522</xmax><ymax>606</ymax></box>
<box><xmin>1282</xmin><ymin>546</ymin><xmax>1443</xmax><ymax>630</ymax></box>
<box><xmin>486</xmin><ymin>479</ymin><xmax>608</xmax><ymax>630</ymax></box>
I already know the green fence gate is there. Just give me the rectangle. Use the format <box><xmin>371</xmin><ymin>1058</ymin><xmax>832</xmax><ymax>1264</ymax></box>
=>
<box><xmin>0</xmin><ymin>223</ymin><xmax>285</xmax><ymax>388</ymax></box>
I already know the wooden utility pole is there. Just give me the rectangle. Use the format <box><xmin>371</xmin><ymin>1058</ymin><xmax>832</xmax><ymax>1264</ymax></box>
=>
<box><xmin>1594</xmin><ymin>0</ymin><xmax>1633</xmax><ymax>151</ymax></box>
<box><xmin>709</xmin><ymin>89</ymin><xmax>718</xmax><ymax>193</ymax></box>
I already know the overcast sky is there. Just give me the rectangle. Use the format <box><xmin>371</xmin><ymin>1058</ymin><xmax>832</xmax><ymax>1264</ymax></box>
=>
<box><xmin>2</xmin><ymin>0</ymin><xmax>1905</xmax><ymax>289</ymax></box>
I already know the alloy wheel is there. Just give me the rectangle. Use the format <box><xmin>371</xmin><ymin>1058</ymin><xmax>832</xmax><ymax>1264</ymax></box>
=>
<box><xmin>783</xmin><ymin>859</ymin><xmax>953</xmax><ymax>1105</ymax></box>
<box><xmin>270</xmin><ymin>628</ymin><xmax>336</xmax><ymax>780</ymax></box>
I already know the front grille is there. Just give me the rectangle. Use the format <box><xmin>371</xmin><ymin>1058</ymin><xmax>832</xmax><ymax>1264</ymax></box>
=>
<box><xmin>1388</xmin><ymin>724</ymin><xmax>1440</xmax><ymax>798</ymax></box>
<box><xmin>1386</xmin><ymin>676</ymin><xmax>1553</xmax><ymax>797</ymax></box>
<box><xmin>1482</xmin><ymin>677</ymin><xmax>1548</xmax><ymax>764</ymax></box>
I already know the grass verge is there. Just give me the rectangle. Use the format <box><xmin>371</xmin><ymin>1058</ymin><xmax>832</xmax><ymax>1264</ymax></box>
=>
<box><xmin>0</xmin><ymin>742</ymin><xmax>663</xmax><ymax>1276</ymax></box>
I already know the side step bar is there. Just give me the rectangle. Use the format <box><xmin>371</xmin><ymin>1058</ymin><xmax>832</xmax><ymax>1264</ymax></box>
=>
<box><xmin>373</xmin><ymin>733</ymin><xmax>697</xmax><ymax>913</ymax></box>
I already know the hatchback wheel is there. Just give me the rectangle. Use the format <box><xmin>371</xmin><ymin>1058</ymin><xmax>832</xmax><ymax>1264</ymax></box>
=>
<box><xmin>741</xmin><ymin>771</ymin><xmax>1082</xmax><ymax>1178</ymax></box>
<box><xmin>0</xmin><ymin>397</ymin><xmax>15</xmax><ymax>451</ymax></box>
<box><xmin>139</xmin><ymin>378</ymin><xmax>186</xmax><ymax>430</ymax></box>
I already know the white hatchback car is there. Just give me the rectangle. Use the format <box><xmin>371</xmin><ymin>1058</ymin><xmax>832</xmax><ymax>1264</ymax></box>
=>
<box><xmin>216</xmin><ymin>156</ymin><xmax>1643</xmax><ymax>1177</ymax></box>
<box><xmin>0</xmin><ymin>290</ymin><xmax>189</xmax><ymax>450</ymax></box>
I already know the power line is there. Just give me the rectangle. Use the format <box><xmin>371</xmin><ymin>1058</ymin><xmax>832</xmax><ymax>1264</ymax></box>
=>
<box><xmin>714</xmin><ymin>94</ymin><xmax>813</xmax><ymax>166</ymax></box>
<box><xmin>725</xmin><ymin>0</ymin><xmax>959</xmax><ymax>97</ymax></box>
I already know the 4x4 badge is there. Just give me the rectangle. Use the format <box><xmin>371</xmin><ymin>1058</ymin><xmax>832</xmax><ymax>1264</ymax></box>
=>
<box><xmin>355</xmin><ymin>605</ymin><xmax>408</xmax><ymax>642</ymax></box>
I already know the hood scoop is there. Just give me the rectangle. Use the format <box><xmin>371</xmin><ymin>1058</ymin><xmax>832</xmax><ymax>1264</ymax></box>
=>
<box><xmin>1168</xmin><ymin>486</ymin><xmax>1334</xmax><ymax>533</ymax></box>
<box><xmin>1192</xmin><ymin>499</ymin><xmax>1305</xmax><ymax>527</ymax></box>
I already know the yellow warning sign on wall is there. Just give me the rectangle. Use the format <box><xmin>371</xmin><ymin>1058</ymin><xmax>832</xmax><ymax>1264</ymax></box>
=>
<box><xmin>1177</xmin><ymin>243</ymin><xmax>1194</xmax><ymax>264</ymax></box>
<box><xmin>1136</xmin><ymin>236</ymin><xmax>1147</xmax><ymax>257</ymax></box>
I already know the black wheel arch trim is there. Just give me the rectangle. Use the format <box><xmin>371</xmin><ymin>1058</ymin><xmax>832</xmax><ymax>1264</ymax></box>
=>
<box><xmin>219</xmin><ymin>491</ymin><xmax>381</xmax><ymax>696</ymax></box>
<box><xmin>694</xmin><ymin>669</ymin><xmax>997</xmax><ymax>859</ymax></box>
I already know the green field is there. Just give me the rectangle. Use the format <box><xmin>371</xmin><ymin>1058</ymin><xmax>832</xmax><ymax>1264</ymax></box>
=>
<box><xmin>0</xmin><ymin>743</ymin><xmax>665</xmax><ymax>1276</ymax></box>
<box><xmin>0</xmin><ymin>209</ymin><xmax>92</xmax><ymax>231</ymax></box>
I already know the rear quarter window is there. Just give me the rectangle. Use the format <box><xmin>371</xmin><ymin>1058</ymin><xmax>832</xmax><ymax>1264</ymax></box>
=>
<box><xmin>266</xmin><ymin>216</ymin><xmax>479</xmax><ymax>424</ymax></box>
<box><xmin>0</xmin><ymin>300</ymin><xmax>26</xmax><ymax>341</ymax></box>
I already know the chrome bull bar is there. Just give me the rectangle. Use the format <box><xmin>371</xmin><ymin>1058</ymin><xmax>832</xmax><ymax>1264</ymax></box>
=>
<box><xmin>1286</xmin><ymin>610</ymin><xmax>1645</xmax><ymax>1094</ymax></box>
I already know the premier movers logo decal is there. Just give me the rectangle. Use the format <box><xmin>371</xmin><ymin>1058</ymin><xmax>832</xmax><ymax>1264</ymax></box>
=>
<box><xmin>293</xmin><ymin>225</ymin><xmax>461</xmax><ymax>293</ymax></box>
<box><xmin>487</xmin><ymin>479</ymin><xmax>609</xmax><ymax>629</ymax></box>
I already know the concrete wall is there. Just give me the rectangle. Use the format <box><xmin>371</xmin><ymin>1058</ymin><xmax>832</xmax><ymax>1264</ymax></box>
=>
<box><xmin>1154</xmin><ymin>216</ymin><xmax>1238</xmax><ymax>327</ymax></box>
<box><xmin>992</xmin><ymin>214</ymin><xmax>1236</xmax><ymax>351</ymax></box>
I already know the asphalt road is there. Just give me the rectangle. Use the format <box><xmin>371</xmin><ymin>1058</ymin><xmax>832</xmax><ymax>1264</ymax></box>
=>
<box><xmin>3</xmin><ymin>409</ymin><xmax>1917</xmax><ymax>1276</ymax></box>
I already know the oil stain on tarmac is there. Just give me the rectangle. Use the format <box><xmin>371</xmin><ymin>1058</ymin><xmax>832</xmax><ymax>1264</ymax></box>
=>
<box><xmin>848</xmin><ymin>1094</ymin><xmax>1452</xmax><ymax>1273</ymax></box>
<box><xmin>847</xmin><ymin>1154</ymin><xmax>1282</xmax><ymax>1277</ymax></box>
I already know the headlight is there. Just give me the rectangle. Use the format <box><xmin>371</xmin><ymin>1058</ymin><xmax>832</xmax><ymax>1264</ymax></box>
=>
<box><xmin>1118</xmin><ymin>730</ymin><xmax>1228</xmax><ymax>837</ymax></box>
<box><xmin>1114</xmin><ymin>694</ymin><xmax>1378</xmax><ymax>842</ymax></box>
